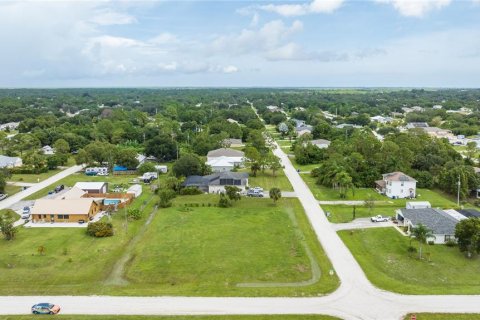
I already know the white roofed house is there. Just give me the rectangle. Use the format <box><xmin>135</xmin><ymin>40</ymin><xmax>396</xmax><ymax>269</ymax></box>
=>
<box><xmin>375</xmin><ymin>171</ymin><xmax>416</xmax><ymax>199</ymax></box>
<box><xmin>0</xmin><ymin>155</ymin><xmax>22</xmax><ymax>168</ymax></box>
<box><xmin>41</xmin><ymin>145</ymin><xmax>55</xmax><ymax>155</ymax></box>
<box><xmin>222</xmin><ymin>138</ymin><xmax>244</xmax><ymax>148</ymax></box>
<box><xmin>310</xmin><ymin>139</ymin><xmax>331</xmax><ymax>149</ymax></box>
<box><xmin>370</xmin><ymin>116</ymin><xmax>394</xmax><ymax>124</ymax></box>
<box><xmin>206</xmin><ymin>148</ymin><xmax>244</xmax><ymax>172</ymax></box>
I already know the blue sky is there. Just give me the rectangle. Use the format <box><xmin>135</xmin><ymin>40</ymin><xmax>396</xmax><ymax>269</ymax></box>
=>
<box><xmin>1</xmin><ymin>0</ymin><xmax>479</xmax><ymax>87</ymax></box>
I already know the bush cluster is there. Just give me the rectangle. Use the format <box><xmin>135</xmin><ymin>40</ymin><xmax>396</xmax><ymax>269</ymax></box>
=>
<box><xmin>86</xmin><ymin>221</ymin><xmax>114</xmax><ymax>237</ymax></box>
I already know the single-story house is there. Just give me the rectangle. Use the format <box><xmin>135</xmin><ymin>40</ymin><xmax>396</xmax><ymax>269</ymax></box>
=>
<box><xmin>370</xmin><ymin>116</ymin><xmax>394</xmax><ymax>124</ymax></box>
<box><xmin>222</xmin><ymin>138</ymin><xmax>244</xmax><ymax>148</ymax></box>
<box><xmin>396</xmin><ymin>208</ymin><xmax>458</xmax><ymax>244</ymax></box>
<box><xmin>207</xmin><ymin>156</ymin><xmax>238</xmax><ymax>172</ymax></box>
<box><xmin>73</xmin><ymin>182</ymin><xmax>108</xmax><ymax>194</ymax></box>
<box><xmin>206</xmin><ymin>148</ymin><xmax>244</xmax><ymax>170</ymax></box>
<box><xmin>30</xmin><ymin>198</ymin><xmax>101</xmax><ymax>223</ymax></box>
<box><xmin>182</xmin><ymin>172</ymin><xmax>249</xmax><ymax>193</ymax></box>
<box><xmin>406</xmin><ymin>201</ymin><xmax>431</xmax><ymax>209</ymax></box>
<box><xmin>0</xmin><ymin>122</ymin><xmax>19</xmax><ymax>131</ymax></box>
<box><xmin>41</xmin><ymin>145</ymin><xmax>55</xmax><ymax>155</ymax></box>
<box><xmin>375</xmin><ymin>172</ymin><xmax>416</xmax><ymax>199</ymax></box>
<box><xmin>406</xmin><ymin>122</ymin><xmax>429</xmax><ymax>129</ymax></box>
<box><xmin>0</xmin><ymin>155</ymin><xmax>22</xmax><ymax>168</ymax></box>
<box><xmin>126</xmin><ymin>184</ymin><xmax>143</xmax><ymax>198</ymax></box>
<box><xmin>310</xmin><ymin>139</ymin><xmax>331</xmax><ymax>149</ymax></box>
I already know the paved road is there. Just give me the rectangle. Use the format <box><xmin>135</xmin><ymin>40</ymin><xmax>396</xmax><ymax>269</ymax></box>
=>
<box><xmin>0</xmin><ymin>165</ymin><xmax>83</xmax><ymax>211</ymax></box>
<box><xmin>2</xmin><ymin>116</ymin><xmax>480</xmax><ymax>317</ymax></box>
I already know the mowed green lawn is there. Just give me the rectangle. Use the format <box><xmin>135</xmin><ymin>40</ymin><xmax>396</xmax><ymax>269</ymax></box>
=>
<box><xmin>403</xmin><ymin>314</ymin><xmax>480</xmax><ymax>320</ymax></box>
<box><xmin>9</xmin><ymin>168</ymin><xmax>64</xmax><ymax>183</ymax></box>
<box><xmin>322</xmin><ymin>204</ymin><xmax>402</xmax><ymax>223</ymax></box>
<box><xmin>121</xmin><ymin>195</ymin><xmax>338</xmax><ymax>296</ymax></box>
<box><xmin>242</xmin><ymin>169</ymin><xmax>293</xmax><ymax>191</ymax></box>
<box><xmin>339</xmin><ymin>228</ymin><xmax>480</xmax><ymax>294</ymax></box>
<box><xmin>302</xmin><ymin>174</ymin><xmax>461</xmax><ymax>208</ymax></box>
<box><xmin>4</xmin><ymin>184</ymin><xmax>22</xmax><ymax>196</ymax></box>
<box><xmin>0</xmin><ymin>316</ymin><xmax>339</xmax><ymax>320</ymax></box>
<box><xmin>0</xmin><ymin>193</ymin><xmax>338</xmax><ymax>296</ymax></box>
<box><xmin>0</xmin><ymin>190</ymin><xmax>154</xmax><ymax>295</ymax></box>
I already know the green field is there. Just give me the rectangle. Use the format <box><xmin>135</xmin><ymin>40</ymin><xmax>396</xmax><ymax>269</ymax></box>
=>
<box><xmin>339</xmin><ymin>228</ymin><xmax>480</xmax><ymax>294</ymax></box>
<box><xmin>0</xmin><ymin>194</ymin><xmax>338</xmax><ymax>296</ymax></box>
<box><xmin>0</xmin><ymin>190</ymin><xmax>154</xmax><ymax>295</ymax></box>
<box><xmin>0</xmin><ymin>316</ymin><xmax>339</xmax><ymax>320</ymax></box>
<box><xmin>322</xmin><ymin>204</ymin><xmax>402</xmax><ymax>223</ymax></box>
<box><xmin>4</xmin><ymin>184</ymin><xmax>22</xmax><ymax>197</ymax></box>
<box><xmin>122</xmin><ymin>195</ymin><xmax>338</xmax><ymax>296</ymax></box>
<box><xmin>243</xmin><ymin>169</ymin><xmax>294</xmax><ymax>191</ymax></box>
<box><xmin>9</xmin><ymin>168</ymin><xmax>64</xmax><ymax>183</ymax></box>
<box><xmin>403</xmin><ymin>314</ymin><xmax>480</xmax><ymax>320</ymax></box>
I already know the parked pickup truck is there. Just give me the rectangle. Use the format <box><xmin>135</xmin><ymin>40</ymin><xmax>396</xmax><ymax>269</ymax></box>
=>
<box><xmin>371</xmin><ymin>215</ymin><xmax>390</xmax><ymax>222</ymax></box>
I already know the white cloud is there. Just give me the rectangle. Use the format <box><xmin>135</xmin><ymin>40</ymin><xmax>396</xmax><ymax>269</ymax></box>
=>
<box><xmin>376</xmin><ymin>0</ymin><xmax>452</xmax><ymax>17</ymax></box>
<box><xmin>149</xmin><ymin>33</ymin><xmax>178</xmax><ymax>45</ymax></box>
<box><xmin>90</xmin><ymin>10</ymin><xmax>137</xmax><ymax>26</ymax></box>
<box><xmin>259</xmin><ymin>0</ymin><xmax>344</xmax><ymax>17</ymax></box>
<box><xmin>222</xmin><ymin>65</ymin><xmax>239</xmax><ymax>73</ymax></box>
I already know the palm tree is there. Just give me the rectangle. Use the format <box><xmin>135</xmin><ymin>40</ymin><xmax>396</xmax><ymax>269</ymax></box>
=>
<box><xmin>410</xmin><ymin>224</ymin><xmax>435</xmax><ymax>260</ymax></box>
<box><xmin>269</xmin><ymin>187</ymin><xmax>282</xmax><ymax>204</ymax></box>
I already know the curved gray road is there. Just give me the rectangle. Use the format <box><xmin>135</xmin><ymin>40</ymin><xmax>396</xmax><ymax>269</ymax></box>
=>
<box><xmin>1</xmin><ymin>154</ymin><xmax>480</xmax><ymax>318</ymax></box>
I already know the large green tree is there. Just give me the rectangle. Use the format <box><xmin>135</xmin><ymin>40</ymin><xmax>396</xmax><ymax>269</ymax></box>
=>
<box><xmin>455</xmin><ymin>218</ymin><xmax>480</xmax><ymax>258</ymax></box>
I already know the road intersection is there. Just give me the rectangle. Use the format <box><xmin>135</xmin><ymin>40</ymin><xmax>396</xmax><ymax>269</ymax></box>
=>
<box><xmin>1</xmin><ymin>154</ymin><xmax>480</xmax><ymax>319</ymax></box>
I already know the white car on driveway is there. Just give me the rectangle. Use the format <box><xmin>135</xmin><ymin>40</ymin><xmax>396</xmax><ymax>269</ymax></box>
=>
<box><xmin>370</xmin><ymin>215</ymin><xmax>389</xmax><ymax>222</ymax></box>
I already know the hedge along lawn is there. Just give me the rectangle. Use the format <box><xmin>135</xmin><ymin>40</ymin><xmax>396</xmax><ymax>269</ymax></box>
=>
<box><xmin>322</xmin><ymin>204</ymin><xmax>403</xmax><ymax>223</ymax></box>
<box><xmin>120</xmin><ymin>195</ymin><xmax>339</xmax><ymax>296</ymax></box>
<box><xmin>301</xmin><ymin>174</ymin><xmax>463</xmax><ymax>208</ymax></box>
<box><xmin>403</xmin><ymin>314</ymin><xmax>480</xmax><ymax>320</ymax></box>
<box><xmin>242</xmin><ymin>168</ymin><xmax>294</xmax><ymax>191</ymax></box>
<box><xmin>338</xmin><ymin>228</ymin><xmax>480</xmax><ymax>294</ymax></box>
<box><xmin>0</xmin><ymin>189</ymin><xmax>154</xmax><ymax>295</ymax></box>
<box><xmin>0</xmin><ymin>316</ymin><xmax>340</xmax><ymax>320</ymax></box>
<box><xmin>24</xmin><ymin>172</ymin><xmax>167</xmax><ymax>200</ymax></box>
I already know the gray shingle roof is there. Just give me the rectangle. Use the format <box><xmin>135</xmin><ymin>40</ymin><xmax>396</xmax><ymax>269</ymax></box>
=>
<box><xmin>399</xmin><ymin>208</ymin><xmax>458</xmax><ymax>235</ymax></box>
<box><xmin>207</xmin><ymin>148</ymin><xmax>244</xmax><ymax>158</ymax></box>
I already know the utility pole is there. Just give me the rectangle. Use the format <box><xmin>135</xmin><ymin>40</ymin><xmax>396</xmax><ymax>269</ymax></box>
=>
<box><xmin>457</xmin><ymin>175</ymin><xmax>461</xmax><ymax>207</ymax></box>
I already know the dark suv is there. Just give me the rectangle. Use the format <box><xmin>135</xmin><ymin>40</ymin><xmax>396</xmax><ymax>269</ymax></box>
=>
<box><xmin>54</xmin><ymin>185</ymin><xmax>64</xmax><ymax>193</ymax></box>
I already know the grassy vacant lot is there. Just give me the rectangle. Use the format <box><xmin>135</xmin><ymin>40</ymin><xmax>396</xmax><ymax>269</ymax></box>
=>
<box><xmin>9</xmin><ymin>168</ymin><xmax>64</xmax><ymax>183</ymax></box>
<box><xmin>24</xmin><ymin>172</ymin><xmax>164</xmax><ymax>200</ymax></box>
<box><xmin>404</xmin><ymin>314</ymin><xmax>480</xmax><ymax>320</ymax></box>
<box><xmin>0</xmin><ymin>316</ymin><xmax>339</xmax><ymax>320</ymax></box>
<box><xmin>4</xmin><ymin>184</ymin><xmax>22</xmax><ymax>196</ymax></box>
<box><xmin>339</xmin><ymin>228</ymin><xmax>480</xmax><ymax>294</ymax></box>
<box><xmin>0</xmin><ymin>193</ymin><xmax>338</xmax><ymax>296</ymax></box>
<box><xmin>242</xmin><ymin>169</ymin><xmax>293</xmax><ymax>191</ymax></box>
<box><xmin>0</xmin><ymin>190</ymin><xmax>154</xmax><ymax>295</ymax></box>
<box><xmin>302</xmin><ymin>174</ymin><xmax>461</xmax><ymax>208</ymax></box>
<box><xmin>122</xmin><ymin>195</ymin><xmax>338</xmax><ymax>296</ymax></box>
<box><xmin>322</xmin><ymin>204</ymin><xmax>402</xmax><ymax>223</ymax></box>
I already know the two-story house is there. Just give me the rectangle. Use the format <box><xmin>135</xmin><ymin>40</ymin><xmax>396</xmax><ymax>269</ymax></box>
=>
<box><xmin>375</xmin><ymin>171</ymin><xmax>416</xmax><ymax>199</ymax></box>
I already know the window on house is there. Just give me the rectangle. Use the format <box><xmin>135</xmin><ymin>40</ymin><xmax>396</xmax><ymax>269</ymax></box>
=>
<box><xmin>58</xmin><ymin>215</ymin><xmax>63</xmax><ymax>219</ymax></box>
<box><xmin>64</xmin><ymin>215</ymin><xmax>70</xmax><ymax>219</ymax></box>
<box><xmin>445</xmin><ymin>235</ymin><xmax>453</xmax><ymax>242</ymax></box>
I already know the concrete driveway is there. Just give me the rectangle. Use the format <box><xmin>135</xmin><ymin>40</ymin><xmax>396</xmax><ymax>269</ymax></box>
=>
<box><xmin>332</xmin><ymin>217</ymin><xmax>394</xmax><ymax>231</ymax></box>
